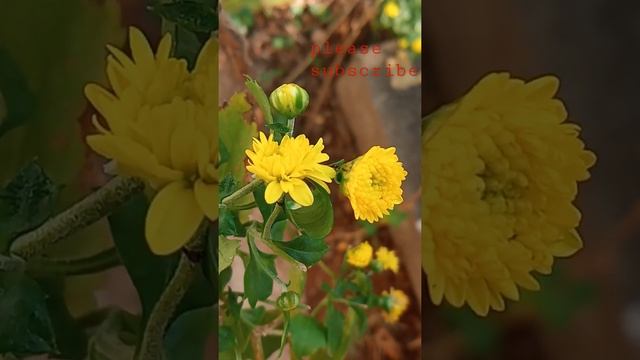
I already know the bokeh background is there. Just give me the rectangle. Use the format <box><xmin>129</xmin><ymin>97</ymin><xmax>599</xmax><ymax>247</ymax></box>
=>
<box><xmin>424</xmin><ymin>1</ymin><xmax>640</xmax><ymax>359</ymax></box>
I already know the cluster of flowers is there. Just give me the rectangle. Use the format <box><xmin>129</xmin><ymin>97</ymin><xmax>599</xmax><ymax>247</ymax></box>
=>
<box><xmin>346</xmin><ymin>242</ymin><xmax>409</xmax><ymax>322</ymax></box>
<box><xmin>246</xmin><ymin>83</ymin><xmax>408</xmax><ymax>224</ymax></box>
<box><xmin>380</xmin><ymin>0</ymin><xmax>422</xmax><ymax>55</ymax></box>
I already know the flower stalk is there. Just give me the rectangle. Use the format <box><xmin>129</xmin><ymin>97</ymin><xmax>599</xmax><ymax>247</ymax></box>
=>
<box><xmin>221</xmin><ymin>179</ymin><xmax>262</xmax><ymax>206</ymax></box>
<box><xmin>136</xmin><ymin>221</ymin><xmax>209</xmax><ymax>360</ymax></box>
<box><xmin>10</xmin><ymin>176</ymin><xmax>144</xmax><ymax>260</ymax></box>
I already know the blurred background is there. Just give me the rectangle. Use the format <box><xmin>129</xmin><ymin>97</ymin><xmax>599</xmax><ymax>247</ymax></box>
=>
<box><xmin>220</xmin><ymin>0</ymin><xmax>421</xmax><ymax>358</ymax></box>
<box><xmin>424</xmin><ymin>0</ymin><xmax>640</xmax><ymax>359</ymax></box>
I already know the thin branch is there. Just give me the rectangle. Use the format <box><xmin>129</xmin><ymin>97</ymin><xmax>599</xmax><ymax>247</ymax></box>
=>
<box><xmin>10</xmin><ymin>176</ymin><xmax>144</xmax><ymax>260</ymax></box>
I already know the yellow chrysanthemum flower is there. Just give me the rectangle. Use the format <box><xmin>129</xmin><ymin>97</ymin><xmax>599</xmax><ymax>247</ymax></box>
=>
<box><xmin>346</xmin><ymin>241</ymin><xmax>373</xmax><ymax>268</ymax></box>
<box><xmin>411</xmin><ymin>38</ymin><xmax>421</xmax><ymax>54</ymax></box>
<box><xmin>376</xmin><ymin>246</ymin><xmax>399</xmax><ymax>273</ymax></box>
<box><xmin>85</xmin><ymin>27</ymin><xmax>218</xmax><ymax>255</ymax></box>
<box><xmin>382</xmin><ymin>288</ymin><xmax>409</xmax><ymax>323</ymax></box>
<box><xmin>383</xmin><ymin>1</ymin><xmax>401</xmax><ymax>18</ymax></box>
<box><xmin>245</xmin><ymin>131</ymin><xmax>335</xmax><ymax>206</ymax></box>
<box><xmin>422</xmin><ymin>73</ymin><xmax>596</xmax><ymax>316</ymax></box>
<box><xmin>341</xmin><ymin>146</ymin><xmax>407</xmax><ymax>223</ymax></box>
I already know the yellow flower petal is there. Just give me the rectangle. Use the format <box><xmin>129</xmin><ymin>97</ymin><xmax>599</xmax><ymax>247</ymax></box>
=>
<box><xmin>195</xmin><ymin>179</ymin><xmax>218</xmax><ymax>220</ymax></box>
<box><xmin>265</xmin><ymin>181</ymin><xmax>284</xmax><ymax>204</ymax></box>
<box><xmin>288</xmin><ymin>179</ymin><xmax>313</xmax><ymax>206</ymax></box>
<box><xmin>145</xmin><ymin>181</ymin><xmax>204</xmax><ymax>255</ymax></box>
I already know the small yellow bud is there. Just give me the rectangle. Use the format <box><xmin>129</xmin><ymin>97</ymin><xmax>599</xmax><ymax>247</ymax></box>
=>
<box><xmin>411</xmin><ymin>38</ymin><xmax>422</xmax><ymax>54</ymax></box>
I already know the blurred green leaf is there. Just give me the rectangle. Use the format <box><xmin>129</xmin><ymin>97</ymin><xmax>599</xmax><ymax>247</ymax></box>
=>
<box><xmin>286</xmin><ymin>186</ymin><xmax>333</xmax><ymax>240</ymax></box>
<box><xmin>440</xmin><ymin>306</ymin><xmax>500</xmax><ymax>356</ymax></box>
<box><xmin>218</xmin><ymin>325</ymin><xmax>235</xmax><ymax>353</ymax></box>
<box><xmin>289</xmin><ymin>314</ymin><xmax>326</xmax><ymax>357</ymax></box>
<box><xmin>272</xmin><ymin>234</ymin><xmax>328</xmax><ymax>267</ymax></box>
<box><xmin>523</xmin><ymin>269</ymin><xmax>597</xmax><ymax>328</ymax></box>
<box><xmin>0</xmin><ymin>272</ymin><xmax>56</xmax><ymax>356</ymax></box>
<box><xmin>0</xmin><ymin>161</ymin><xmax>57</xmax><ymax>253</ymax></box>
<box><xmin>0</xmin><ymin>0</ymin><xmax>124</xmax><ymax>186</ymax></box>
<box><xmin>165</xmin><ymin>306</ymin><xmax>216</xmax><ymax>360</ymax></box>
<box><xmin>219</xmin><ymin>93</ymin><xmax>256</xmax><ymax>180</ymax></box>
<box><xmin>325</xmin><ymin>303</ymin><xmax>344</xmax><ymax>357</ymax></box>
<box><xmin>151</xmin><ymin>0</ymin><xmax>218</xmax><ymax>34</ymax></box>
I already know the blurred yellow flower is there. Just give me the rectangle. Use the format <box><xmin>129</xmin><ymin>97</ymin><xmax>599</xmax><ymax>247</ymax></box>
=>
<box><xmin>246</xmin><ymin>132</ymin><xmax>335</xmax><ymax>206</ymax></box>
<box><xmin>85</xmin><ymin>27</ymin><xmax>218</xmax><ymax>255</ymax></box>
<box><xmin>376</xmin><ymin>246</ymin><xmax>399</xmax><ymax>273</ymax></box>
<box><xmin>383</xmin><ymin>1</ymin><xmax>401</xmax><ymax>18</ymax></box>
<box><xmin>398</xmin><ymin>38</ymin><xmax>409</xmax><ymax>49</ymax></box>
<box><xmin>422</xmin><ymin>73</ymin><xmax>596</xmax><ymax>316</ymax></box>
<box><xmin>411</xmin><ymin>38</ymin><xmax>421</xmax><ymax>54</ymax></box>
<box><xmin>346</xmin><ymin>241</ymin><xmax>373</xmax><ymax>268</ymax></box>
<box><xmin>342</xmin><ymin>146</ymin><xmax>407</xmax><ymax>223</ymax></box>
<box><xmin>382</xmin><ymin>287</ymin><xmax>409</xmax><ymax>323</ymax></box>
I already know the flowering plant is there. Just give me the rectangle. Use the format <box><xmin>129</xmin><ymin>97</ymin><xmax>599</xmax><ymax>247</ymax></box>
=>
<box><xmin>218</xmin><ymin>78</ymin><xmax>409</xmax><ymax>359</ymax></box>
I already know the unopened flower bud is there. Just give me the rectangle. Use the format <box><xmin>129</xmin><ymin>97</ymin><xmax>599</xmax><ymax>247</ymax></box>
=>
<box><xmin>269</xmin><ymin>83</ymin><xmax>310</xmax><ymax>118</ymax></box>
<box><xmin>277</xmin><ymin>291</ymin><xmax>300</xmax><ymax>312</ymax></box>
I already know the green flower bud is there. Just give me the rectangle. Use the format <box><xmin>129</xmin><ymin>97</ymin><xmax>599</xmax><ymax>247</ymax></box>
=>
<box><xmin>269</xmin><ymin>83</ymin><xmax>310</xmax><ymax>118</ymax></box>
<box><xmin>277</xmin><ymin>291</ymin><xmax>300</xmax><ymax>312</ymax></box>
<box><xmin>371</xmin><ymin>259</ymin><xmax>384</xmax><ymax>273</ymax></box>
<box><xmin>380</xmin><ymin>295</ymin><xmax>394</xmax><ymax>312</ymax></box>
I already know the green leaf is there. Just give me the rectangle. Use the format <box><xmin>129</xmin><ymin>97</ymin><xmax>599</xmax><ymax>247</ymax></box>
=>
<box><xmin>240</xmin><ymin>306</ymin><xmax>280</xmax><ymax>327</ymax></box>
<box><xmin>289</xmin><ymin>315</ymin><xmax>326</xmax><ymax>357</ymax></box>
<box><xmin>218</xmin><ymin>325</ymin><xmax>235</xmax><ymax>353</ymax></box>
<box><xmin>218</xmin><ymin>236</ymin><xmax>240</xmax><ymax>273</ymax></box>
<box><xmin>36</xmin><ymin>278</ymin><xmax>87</xmax><ymax>360</ymax></box>
<box><xmin>0</xmin><ymin>161</ymin><xmax>58</xmax><ymax>253</ymax></box>
<box><xmin>151</xmin><ymin>0</ymin><xmax>218</xmax><ymax>34</ymax></box>
<box><xmin>219</xmin><ymin>208</ymin><xmax>245</xmax><ymax>237</ymax></box>
<box><xmin>325</xmin><ymin>303</ymin><xmax>344</xmax><ymax>356</ymax></box>
<box><xmin>165</xmin><ymin>306</ymin><xmax>216</xmax><ymax>360</ymax></box>
<box><xmin>272</xmin><ymin>234</ymin><xmax>328</xmax><ymax>267</ymax></box>
<box><xmin>219</xmin><ymin>92</ymin><xmax>256</xmax><ymax>181</ymax></box>
<box><xmin>219</xmin><ymin>266</ymin><xmax>232</xmax><ymax>296</ymax></box>
<box><xmin>0</xmin><ymin>272</ymin><xmax>56</xmax><ymax>356</ymax></box>
<box><xmin>244</xmin><ymin>76</ymin><xmax>273</xmax><ymax>124</ymax></box>
<box><xmin>244</xmin><ymin>232</ymin><xmax>276</xmax><ymax>307</ymax></box>
<box><xmin>286</xmin><ymin>185</ymin><xmax>333</xmax><ymax>239</ymax></box>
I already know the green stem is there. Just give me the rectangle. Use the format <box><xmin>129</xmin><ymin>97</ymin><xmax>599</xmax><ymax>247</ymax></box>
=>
<box><xmin>333</xmin><ymin>298</ymin><xmax>368</xmax><ymax>309</ymax></box>
<box><xmin>310</xmin><ymin>297</ymin><xmax>328</xmax><ymax>317</ymax></box>
<box><xmin>221</xmin><ymin>179</ymin><xmax>262</xmax><ymax>206</ymax></box>
<box><xmin>261</xmin><ymin>205</ymin><xmax>282</xmax><ymax>241</ymax></box>
<box><xmin>136</xmin><ymin>222</ymin><xmax>208</xmax><ymax>360</ymax></box>
<box><xmin>10</xmin><ymin>176</ymin><xmax>144</xmax><ymax>260</ymax></box>
<box><xmin>317</xmin><ymin>260</ymin><xmax>336</xmax><ymax>283</ymax></box>
<box><xmin>225</xmin><ymin>201</ymin><xmax>257</xmax><ymax>211</ymax></box>
<box><xmin>0</xmin><ymin>255</ymin><xmax>25</xmax><ymax>272</ymax></box>
<box><xmin>26</xmin><ymin>247</ymin><xmax>121</xmax><ymax>276</ymax></box>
